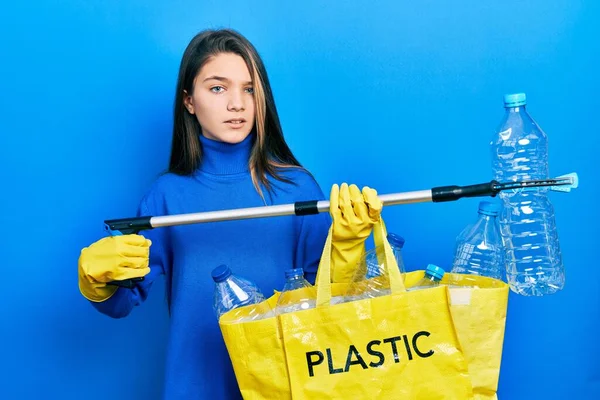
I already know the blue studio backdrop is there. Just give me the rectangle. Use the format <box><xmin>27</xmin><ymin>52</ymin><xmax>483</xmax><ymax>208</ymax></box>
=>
<box><xmin>1</xmin><ymin>1</ymin><xmax>598</xmax><ymax>399</ymax></box>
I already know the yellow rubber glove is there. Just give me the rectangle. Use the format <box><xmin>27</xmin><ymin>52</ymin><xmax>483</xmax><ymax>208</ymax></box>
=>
<box><xmin>78</xmin><ymin>235</ymin><xmax>151</xmax><ymax>302</ymax></box>
<box><xmin>329</xmin><ymin>183</ymin><xmax>383</xmax><ymax>283</ymax></box>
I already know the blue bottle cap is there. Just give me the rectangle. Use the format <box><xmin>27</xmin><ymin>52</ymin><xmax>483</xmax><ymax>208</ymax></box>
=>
<box><xmin>211</xmin><ymin>264</ymin><xmax>232</xmax><ymax>283</ymax></box>
<box><xmin>425</xmin><ymin>264</ymin><xmax>445</xmax><ymax>280</ymax></box>
<box><xmin>478</xmin><ymin>201</ymin><xmax>501</xmax><ymax>216</ymax></box>
<box><xmin>285</xmin><ymin>268</ymin><xmax>304</xmax><ymax>279</ymax></box>
<box><xmin>503</xmin><ymin>93</ymin><xmax>527</xmax><ymax>108</ymax></box>
<box><xmin>387</xmin><ymin>233</ymin><xmax>406</xmax><ymax>249</ymax></box>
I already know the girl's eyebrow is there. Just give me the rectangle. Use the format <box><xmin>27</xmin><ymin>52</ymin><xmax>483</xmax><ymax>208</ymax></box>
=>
<box><xmin>203</xmin><ymin>75</ymin><xmax>252</xmax><ymax>85</ymax></box>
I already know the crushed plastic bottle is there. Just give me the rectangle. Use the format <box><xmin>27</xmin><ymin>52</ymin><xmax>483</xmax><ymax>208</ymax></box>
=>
<box><xmin>275</xmin><ymin>268</ymin><xmax>316</xmax><ymax>314</ymax></box>
<box><xmin>211</xmin><ymin>264</ymin><xmax>269</xmax><ymax>321</ymax></box>
<box><xmin>451</xmin><ymin>201</ymin><xmax>504</xmax><ymax>281</ymax></box>
<box><xmin>365</xmin><ymin>233</ymin><xmax>406</xmax><ymax>278</ymax></box>
<box><xmin>408</xmin><ymin>264</ymin><xmax>445</xmax><ymax>291</ymax></box>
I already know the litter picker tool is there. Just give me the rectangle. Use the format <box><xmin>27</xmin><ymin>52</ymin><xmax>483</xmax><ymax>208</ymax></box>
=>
<box><xmin>105</xmin><ymin>173</ymin><xmax>578</xmax><ymax>288</ymax></box>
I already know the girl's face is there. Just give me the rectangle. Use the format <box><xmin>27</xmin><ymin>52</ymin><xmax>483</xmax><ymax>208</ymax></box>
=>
<box><xmin>184</xmin><ymin>52</ymin><xmax>256</xmax><ymax>144</ymax></box>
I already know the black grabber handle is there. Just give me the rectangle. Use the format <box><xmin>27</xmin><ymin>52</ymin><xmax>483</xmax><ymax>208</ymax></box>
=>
<box><xmin>103</xmin><ymin>216</ymin><xmax>153</xmax><ymax>289</ymax></box>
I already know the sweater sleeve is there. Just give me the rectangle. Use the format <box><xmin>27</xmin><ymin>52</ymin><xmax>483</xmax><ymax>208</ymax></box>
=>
<box><xmin>91</xmin><ymin>194</ymin><xmax>171</xmax><ymax>318</ymax></box>
<box><xmin>293</xmin><ymin>173</ymin><xmax>331</xmax><ymax>285</ymax></box>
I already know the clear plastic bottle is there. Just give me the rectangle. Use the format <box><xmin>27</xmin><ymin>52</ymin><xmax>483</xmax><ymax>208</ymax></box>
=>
<box><xmin>211</xmin><ymin>264</ymin><xmax>266</xmax><ymax>320</ymax></box>
<box><xmin>408</xmin><ymin>264</ymin><xmax>445</xmax><ymax>291</ymax></box>
<box><xmin>343</xmin><ymin>233</ymin><xmax>405</xmax><ymax>302</ymax></box>
<box><xmin>275</xmin><ymin>268</ymin><xmax>316</xmax><ymax>314</ymax></box>
<box><xmin>450</xmin><ymin>201</ymin><xmax>504</xmax><ymax>280</ymax></box>
<box><xmin>365</xmin><ymin>232</ymin><xmax>406</xmax><ymax>278</ymax></box>
<box><xmin>490</xmin><ymin>93</ymin><xmax>564</xmax><ymax>296</ymax></box>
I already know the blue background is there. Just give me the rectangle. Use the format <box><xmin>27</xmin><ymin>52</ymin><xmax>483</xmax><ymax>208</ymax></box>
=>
<box><xmin>1</xmin><ymin>0</ymin><xmax>598</xmax><ymax>398</ymax></box>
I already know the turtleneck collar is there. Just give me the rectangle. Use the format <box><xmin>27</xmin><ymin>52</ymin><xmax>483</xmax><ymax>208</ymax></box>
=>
<box><xmin>197</xmin><ymin>133</ymin><xmax>254</xmax><ymax>175</ymax></box>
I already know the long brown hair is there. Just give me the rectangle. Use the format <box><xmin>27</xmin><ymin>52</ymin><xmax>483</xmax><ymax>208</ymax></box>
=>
<box><xmin>166</xmin><ymin>29</ymin><xmax>305</xmax><ymax>310</ymax></box>
<box><xmin>169</xmin><ymin>28</ymin><xmax>303</xmax><ymax>196</ymax></box>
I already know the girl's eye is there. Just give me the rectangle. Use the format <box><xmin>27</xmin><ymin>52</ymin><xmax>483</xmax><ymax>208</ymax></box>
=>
<box><xmin>245</xmin><ymin>87</ymin><xmax>254</xmax><ymax>94</ymax></box>
<box><xmin>210</xmin><ymin>86</ymin><xmax>225</xmax><ymax>93</ymax></box>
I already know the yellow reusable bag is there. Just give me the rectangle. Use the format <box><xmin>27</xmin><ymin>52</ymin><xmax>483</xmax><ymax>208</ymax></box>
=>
<box><xmin>446</xmin><ymin>274</ymin><xmax>508</xmax><ymax>400</ymax></box>
<box><xmin>365</xmin><ymin>223</ymin><xmax>509</xmax><ymax>400</ymax></box>
<box><xmin>400</xmin><ymin>273</ymin><xmax>508</xmax><ymax>400</ymax></box>
<box><xmin>219</xmin><ymin>219</ymin><xmax>474</xmax><ymax>399</ymax></box>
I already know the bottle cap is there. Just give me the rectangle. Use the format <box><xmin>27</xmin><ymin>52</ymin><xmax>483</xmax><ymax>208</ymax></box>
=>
<box><xmin>478</xmin><ymin>201</ymin><xmax>501</xmax><ymax>216</ymax></box>
<box><xmin>211</xmin><ymin>264</ymin><xmax>232</xmax><ymax>283</ymax></box>
<box><xmin>503</xmin><ymin>93</ymin><xmax>527</xmax><ymax>108</ymax></box>
<box><xmin>425</xmin><ymin>264</ymin><xmax>445</xmax><ymax>280</ymax></box>
<box><xmin>387</xmin><ymin>233</ymin><xmax>406</xmax><ymax>249</ymax></box>
<box><xmin>285</xmin><ymin>268</ymin><xmax>304</xmax><ymax>279</ymax></box>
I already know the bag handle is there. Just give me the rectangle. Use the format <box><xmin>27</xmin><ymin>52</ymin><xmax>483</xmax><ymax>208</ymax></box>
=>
<box><xmin>374</xmin><ymin>219</ymin><xmax>388</xmax><ymax>271</ymax></box>
<box><xmin>315</xmin><ymin>218</ymin><xmax>406</xmax><ymax>307</ymax></box>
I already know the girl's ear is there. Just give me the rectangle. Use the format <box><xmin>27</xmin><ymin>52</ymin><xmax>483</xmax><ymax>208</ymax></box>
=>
<box><xmin>183</xmin><ymin>90</ymin><xmax>195</xmax><ymax>114</ymax></box>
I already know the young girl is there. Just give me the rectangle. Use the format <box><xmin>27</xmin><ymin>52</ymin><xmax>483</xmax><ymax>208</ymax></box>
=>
<box><xmin>78</xmin><ymin>29</ymin><xmax>380</xmax><ymax>399</ymax></box>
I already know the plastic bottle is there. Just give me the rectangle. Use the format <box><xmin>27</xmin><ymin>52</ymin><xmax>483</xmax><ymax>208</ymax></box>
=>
<box><xmin>211</xmin><ymin>264</ymin><xmax>266</xmax><ymax>321</ymax></box>
<box><xmin>275</xmin><ymin>268</ymin><xmax>316</xmax><ymax>314</ymax></box>
<box><xmin>490</xmin><ymin>92</ymin><xmax>564</xmax><ymax>296</ymax></box>
<box><xmin>365</xmin><ymin>233</ymin><xmax>406</xmax><ymax>278</ymax></box>
<box><xmin>450</xmin><ymin>201</ymin><xmax>504</xmax><ymax>280</ymax></box>
<box><xmin>408</xmin><ymin>264</ymin><xmax>445</xmax><ymax>291</ymax></box>
<box><xmin>342</xmin><ymin>233</ymin><xmax>406</xmax><ymax>302</ymax></box>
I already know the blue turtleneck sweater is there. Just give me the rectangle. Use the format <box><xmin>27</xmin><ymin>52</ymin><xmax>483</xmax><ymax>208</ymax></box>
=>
<box><xmin>92</xmin><ymin>134</ymin><xmax>331</xmax><ymax>399</ymax></box>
